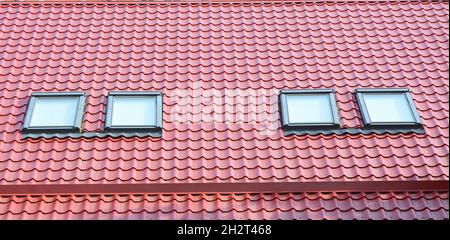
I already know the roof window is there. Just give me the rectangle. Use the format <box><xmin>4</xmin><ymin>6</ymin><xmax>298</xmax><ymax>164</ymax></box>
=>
<box><xmin>355</xmin><ymin>88</ymin><xmax>422</xmax><ymax>127</ymax></box>
<box><xmin>280</xmin><ymin>89</ymin><xmax>340</xmax><ymax>129</ymax></box>
<box><xmin>105</xmin><ymin>91</ymin><xmax>162</xmax><ymax>130</ymax></box>
<box><xmin>22</xmin><ymin>92</ymin><xmax>85</xmax><ymax>132</ymax></box>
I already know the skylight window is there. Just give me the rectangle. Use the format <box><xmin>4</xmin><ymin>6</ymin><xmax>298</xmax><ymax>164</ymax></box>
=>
<box><xmin>105</xmin><ymin>91</ymin><xmax>162</xmax><ymax>130</ymax></box>
<box><xmin>22</xmin><ymin>92</ymin><xmax>85</xmax><ymax>131</ymax></box>
<box><xmin>279</xmin><ymin>89</ymin><xmax>340</xmax><ymax>128</ymax></box>
<box><xmin>355</xmin><ymin>88</ymin><xmax>422</xmax><ymax>127</ymax></box>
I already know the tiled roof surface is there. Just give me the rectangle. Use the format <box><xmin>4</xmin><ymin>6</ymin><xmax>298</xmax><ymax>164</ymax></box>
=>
<box><xmin>0</xmin><ymin>191</ymin><xmax>448</xmax><ymax>220</ymax></box>
<box><xmin>0</xmin><ymin>1</ymin><xmax>448</xmax><ymax>219</ymax></box>
<box><xmin>0</xmin><ymin>1</ymin><xmax>448</xmax><ymax>185</ymax></box>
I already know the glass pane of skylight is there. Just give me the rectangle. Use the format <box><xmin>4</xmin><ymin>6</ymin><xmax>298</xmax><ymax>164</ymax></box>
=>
<box><xmin>362</xmin><ymin>93</ymin><xmax>415</xmax><ymax>122</ymax></box>
<box><xmin>29</xmin><ymin>96</ymin><xmax>79</xmax><ymax>127</ymax></box>
<box><xmin>286</xmin><ymin>94</ymin><xmax>334</xmax><ymax>124</ymax></box>
<box><xmin>111</xmin><ymin>96</ymin><xmax>156</xmax><ymax>126</ymax></box>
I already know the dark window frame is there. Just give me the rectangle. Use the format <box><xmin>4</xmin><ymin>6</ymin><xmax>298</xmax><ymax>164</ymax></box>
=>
<box><xmin>279</xmin><ymin>89</ymin><xmax>340</xmax><ymax>129</ymax></box>
<box><xmin>105</xmin><ymin>91</ymin><xmax>163</xmax><ymax>131</ymax></box>
<box><xmin>22</xmin><ymin>92</ymin><xmax>85</xmax><ymax>132</ymax></box>
<box><xmin>355</xmin><ymin>88</ymin><xmax>422</xmax><ymax>127</ymax></box>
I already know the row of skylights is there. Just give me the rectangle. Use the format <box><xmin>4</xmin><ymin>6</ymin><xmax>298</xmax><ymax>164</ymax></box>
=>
<box><xmin>280</xmin><ymin>88</ymin><xmax>422</xmax><ymax>128</ymax></box>
<box><xmin>22</xmin><ymin>91</ymin><xmax>162</xmax><ymax>132</ymax></box>
<box><xmin>21</xmin><ymin>89</ymin><xmax>421</xmax><ymax>133</ymax></box>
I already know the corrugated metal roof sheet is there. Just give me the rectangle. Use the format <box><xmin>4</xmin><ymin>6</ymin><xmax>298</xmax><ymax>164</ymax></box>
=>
<box><xmin>0</xmin><ymin>1</ymin><xmax>448</xmax><ymax>219</ymax></box>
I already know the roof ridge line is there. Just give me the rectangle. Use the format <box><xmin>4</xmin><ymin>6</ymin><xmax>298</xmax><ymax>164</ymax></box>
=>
<box><xmin>1</xmin><ymin>191</ymin><xmax>448</xmax><ymax>198</ymax></box>
<box><xmin>0</xmin><ymin>180</ymin><xmax>448</xmax><ymax>195</ymax></box>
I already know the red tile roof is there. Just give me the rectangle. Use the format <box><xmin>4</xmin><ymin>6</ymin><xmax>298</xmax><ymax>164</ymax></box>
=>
<box><xmin>0</xmin><ymin>192</ymin><xmax>448</xmax><ymax>220</ymax></box>
<box><xmin>0</xmin><ymin>1</ymin><xmax>448</xmax><ymax>219</ymax></box>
